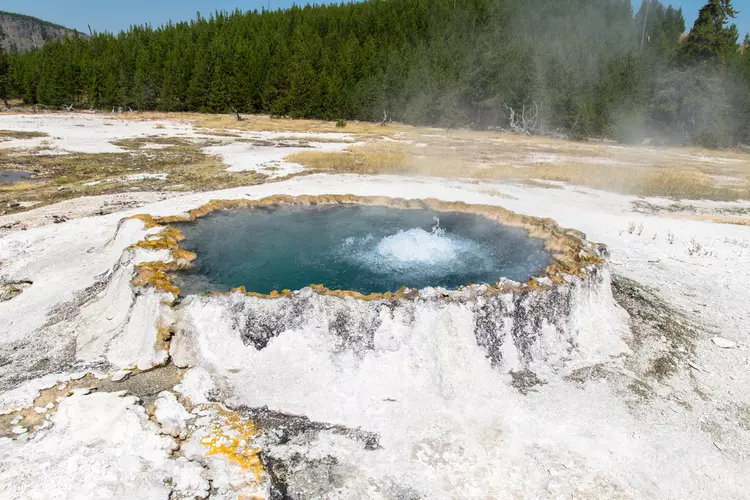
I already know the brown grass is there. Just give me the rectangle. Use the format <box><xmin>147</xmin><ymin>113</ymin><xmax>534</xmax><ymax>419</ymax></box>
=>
<box><xmin>672</xmin><ymin>214</ymin><xmax>750</xmax><ymax>226</ymax></box>
<box><xmin>111</xmin><ymin>136</ymin><xmax>221</xmax><ymax>150</ymax></box>
<box><xmin>287</xmin><ymin>138</ymin><xmax>750</xmax><ymax>201</ymax></box>
<box><xmin>0</xmin><ymin>130</ymin><xmax>49</xmax><ymax>140</ymax></box>
<box><xmin>0</xmin><ymin>181</ymin><xmax>37</xmax><ymax>192</ymax></box>
<box><xmin>0</xmin><ymin>137</ymin><xmax>266</xmax><ymax>215</ymax></box>
<box><xmin>121</xmin><ymin>111</ymin><xmax>406</xmax><ymax>137</ymax></box>
<box><xmin>3</xmin><ymin>111</ymin><xmax>750</xmax><ymax>209</ymax></box>
<box><xmin>119</xmin><ymin>111</ymin><xmax>750</xmax><ymax>201</ymax></box>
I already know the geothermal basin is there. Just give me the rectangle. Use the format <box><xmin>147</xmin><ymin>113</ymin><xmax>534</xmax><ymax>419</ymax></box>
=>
<box><xmin>123</xmin><ymin>195</ymin><xmax>622</xmax><ymax>380</ymax></box>
<box><xmin>78</xmin><ymin>193</ymin><xmax>628</xmax><ymax>496</ymax></box>
<box><xmin>173</xmin><ymin>205</ymin><xmax>553</xmax><ymax>295</ymax></box>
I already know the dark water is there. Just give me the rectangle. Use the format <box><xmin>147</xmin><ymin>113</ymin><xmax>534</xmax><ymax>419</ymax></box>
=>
<box><xmin>0</xmin><ymin>171</ymin><xmax>31</xmax><ymax>184</ymax></box>
<box><xmin>173</xmin><ymin>205</ymin><xmax>552</xmax><ymax>295</ymax></box>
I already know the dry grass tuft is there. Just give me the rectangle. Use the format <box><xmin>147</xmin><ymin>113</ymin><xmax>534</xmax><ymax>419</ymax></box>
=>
<box><xmin>0</xmin><ymin>181</ymin><xmax>37</xmax><ymax>192</ymax></box>
<box><xmin>111</xmin><ymin>136</ymin><xmax>221</xmax><ymax>150</ymax></box>
<box><xmin>287</xmin><ymin>144</ymin><xmax>408</xmax><ymax>174</ymax></box>
<box><xmin>531</xmin><ymin>164</ymin><xmax>742</xmax><ymax>200</ymax></box>
<box><xmin>0</xmin><ymin>130</ymin><xmax>49</xmax><ymax>140</ymax></box>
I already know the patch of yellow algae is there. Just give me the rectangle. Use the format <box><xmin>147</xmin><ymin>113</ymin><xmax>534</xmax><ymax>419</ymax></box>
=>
<box><xmin>122</xmin><ymin>213</ymin><xmax>161</xmax><ymax>229</ymax></box>
<box><xmin>131</xmin><ymin>262</ymin><xmax>182</xmax><ymax>296</ymax></box>
<box><xmin>133</xmin><ymin>226</ymin><xmax>186</xmax><ymax>251</ymax></box>
<box><xmin>125</xmin><ymin>221</ymin><xmax>197</xmax><ymax>296</ymax></box>
<box><xmin>123</xmin><ymin>194</ymin><xmax>607</xmax><ymax>299</ymax></box>
<box><xmin>200</xmin><ymin>405</ymin><xmax>265</xmax><ymax>484</ymax></box>
<box><xmin>153</xmin><ymin>319</ymin><xmax>173</xmax><ymax>354</ymax></box>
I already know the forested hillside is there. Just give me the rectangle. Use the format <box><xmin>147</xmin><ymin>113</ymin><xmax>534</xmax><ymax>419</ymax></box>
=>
<box><xmin>2</xmin><ymin>0</ymin><xmax>749</xmax><ymax>146</ymax></box>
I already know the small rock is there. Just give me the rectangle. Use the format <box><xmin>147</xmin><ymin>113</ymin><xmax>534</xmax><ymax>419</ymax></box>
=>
<box><xmin>712</xmin><ymin>337</ymin><xmax>736</xmax><ymax>349</ymax></box>
<box><xmin>11</xmin><ymin>426</ymin><xmax>27</xmax><ymax>435</ymax></box>
<box><xmin>154</xmin><ymin>391</ymin><xmax>194</xmax><ymax>438</ymax></box>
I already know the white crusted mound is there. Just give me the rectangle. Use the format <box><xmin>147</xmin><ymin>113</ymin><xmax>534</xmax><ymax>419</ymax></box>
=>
<box><xmin>172</xmin><ymin>268</ymin><xmax>628</xmax><ymax>379</ymax></box>
<box><xmin>168</xmin><ymin>264</ymin><xmax>629</xmax><ymax>497</ymax></box>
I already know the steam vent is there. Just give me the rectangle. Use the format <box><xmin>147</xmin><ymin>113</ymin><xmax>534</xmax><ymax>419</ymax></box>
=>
<box><xmin>122</xmin><ymin>194</ymin><xmax>626</xmax><ymax>379</ymax></box>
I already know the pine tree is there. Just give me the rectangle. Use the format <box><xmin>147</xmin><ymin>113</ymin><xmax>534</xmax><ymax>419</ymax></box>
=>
<box><xmin>0</xmin><ymin>45</ymin><xmax>9</xmax><ymax>108</ymax></box>
<box><xmin>133</xmin><ymin>48</ymin><xmax>155</xmax><ymax>110</ymax></box>
<box><xmin>680</xmin><ymin>0</ymin><xmax>740</xmax><ymax>62</ymax></box>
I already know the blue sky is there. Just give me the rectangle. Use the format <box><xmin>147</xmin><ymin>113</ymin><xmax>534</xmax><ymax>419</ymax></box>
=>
<box><xmin>2</xmin><ymin>0</ymin><xmax>749</xmax><ymax>38</ymax></box>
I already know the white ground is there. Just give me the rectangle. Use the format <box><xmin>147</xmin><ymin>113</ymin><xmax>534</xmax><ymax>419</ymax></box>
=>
<box><xmin>0</xmin><ymin>113</ymin><xmax>354</xmax><ymax>179</ymax></box>
<box><xmin>0</xmin><ymin>113</ymin><xmax>196</xmax><ymax>154</ymax></box>
<box><xmin>204</xmin><ymin>134</ymin><xmax>354</xmax><ymax>178</ymax></box>
<box><xmin>0</xmin><ymin>114</ymin><xmax>749</xmax><ymax>499</ymax></box>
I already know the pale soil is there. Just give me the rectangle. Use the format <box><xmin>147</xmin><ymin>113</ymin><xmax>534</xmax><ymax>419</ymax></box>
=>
<box><xmin>0</xmin><ymin>111</ymin><xmax>748</xmax><ymax>499</ymax></box>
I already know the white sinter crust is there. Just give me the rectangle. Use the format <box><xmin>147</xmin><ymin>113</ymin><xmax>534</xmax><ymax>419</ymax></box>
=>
<box><xmin>0</xmin><ymin>115</ymin><xmax>749</xmax><ymax>499</ymax></box>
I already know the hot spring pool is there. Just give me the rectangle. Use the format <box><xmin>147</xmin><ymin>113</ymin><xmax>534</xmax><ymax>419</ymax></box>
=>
<box><xmin>0</xmin><ymin>171</ymin><xmax>31</xmax><ymax>184</ymax></box>
<box><xmin>173</xmin><ymin>205</ymin><xmax>552</xmax><ymax>295</ymax></box>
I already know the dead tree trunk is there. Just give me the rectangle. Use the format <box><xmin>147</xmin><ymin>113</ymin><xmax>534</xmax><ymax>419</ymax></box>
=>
<box><xmin>501</xmin><ymin>99</ymin><xmax>541</xmax><ymax>136</ymax></box>
<box><xmin>380</xmin><ymin>109</ymin><xmax>388</xmax><ymax>127</ymax></box>
<box><xmin>231</xmin><ymin>106</ymin><xmax>247</xmax><ymax>122</ymax></box>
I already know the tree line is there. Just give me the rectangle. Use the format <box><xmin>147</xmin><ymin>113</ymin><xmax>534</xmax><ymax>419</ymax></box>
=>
<box><xmin>1</xmin><ymin>0</ymin><xmax>749</xmax><ymax>147</ymax></box>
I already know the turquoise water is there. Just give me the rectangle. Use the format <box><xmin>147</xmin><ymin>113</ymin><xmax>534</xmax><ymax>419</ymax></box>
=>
<box><xmin>173</xmin><ymin>205</ymin><xmax>552</xmax><ymax>295</ymax></box>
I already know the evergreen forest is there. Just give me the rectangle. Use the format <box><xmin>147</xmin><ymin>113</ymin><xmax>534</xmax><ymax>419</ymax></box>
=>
<box><xmin>1</xmin><ymin>0</ymin><xmax>749</xmax><ymax>147</ymax></box>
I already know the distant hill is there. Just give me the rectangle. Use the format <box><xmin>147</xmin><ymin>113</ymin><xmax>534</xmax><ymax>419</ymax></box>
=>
<box><xmin>0</xmin><ymin>11</ymin><xmax>86</xmax><ymax>53</ymax></box>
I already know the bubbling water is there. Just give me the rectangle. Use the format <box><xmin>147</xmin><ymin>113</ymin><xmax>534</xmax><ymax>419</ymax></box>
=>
<box><xmin>173</xmin><ymin>205</ymin><xmax>552</xmax><ymax>295</ymax></box>
<box><xmin>339</xmin><ymin>217</ymin><xmax>494</xmax><ymax>286</ymax></box>
<box><xmin>376</xmin><ymin>227</ymin><xmax>459</xmax><ymax>263</ymax></box>
<box><xmin>375</xmin><ymin>217</ymin><xmax>460</xmax><ymax>264</ymax></box>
